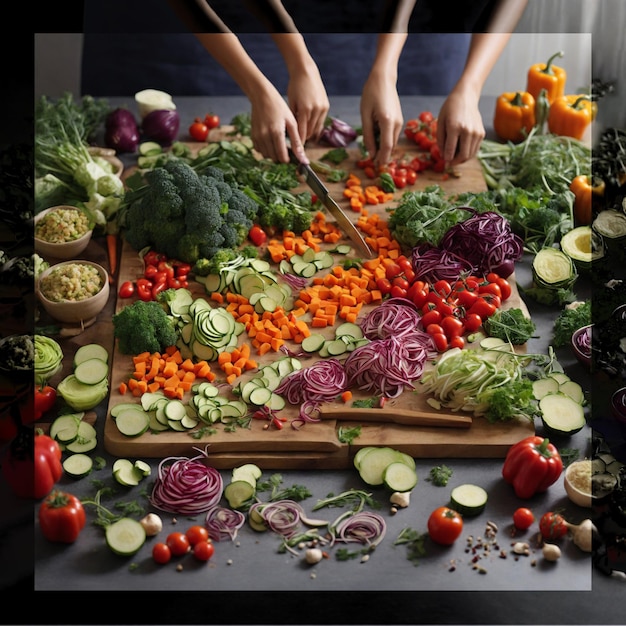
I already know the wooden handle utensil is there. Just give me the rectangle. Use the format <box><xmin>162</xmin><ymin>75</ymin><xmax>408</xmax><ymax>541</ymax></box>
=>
<box><xmin>318</xmin><ymin>406</ymin><xmax>472</xmax><ymax>428</ymax></box>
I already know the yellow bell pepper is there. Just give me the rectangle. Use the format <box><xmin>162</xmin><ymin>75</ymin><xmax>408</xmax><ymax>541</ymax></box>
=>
<box><xmin>527</xmin><ymin>51</ymin><xmax>567</xmax><ymax>103</ymax></box>
<box><xmin>493</xmin><ymin>91</ymin><xmax>536</xmax><ymax>143</ymax></box>
<box><xmin>548</xmin><ymin>94</ymin><xmax>593</xmax><ymax>140</ymax></box>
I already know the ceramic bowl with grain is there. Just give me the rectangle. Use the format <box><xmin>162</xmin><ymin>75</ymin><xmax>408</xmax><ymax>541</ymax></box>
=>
<box><xmin>34</xmin><ymin>206</ymin><xmax>93</xmax><ymax>260</ymax></box>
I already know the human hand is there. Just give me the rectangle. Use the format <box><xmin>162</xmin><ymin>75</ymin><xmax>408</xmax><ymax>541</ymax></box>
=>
<box><xmin>286</xmin><ymin>64</ymin><xmax>330</xmax><ymax>146</ymax></box>
<box><xmin>248</xmin><ymin>85</ymin><xmax>307</xmax><ymax>164</ymax></box>
<box><xmin>436</xmin><ymin>87</ymin><xmax>485</xmax><ymax>166</ymax></box>
<box><xmin>360</xmin><ymin>74</ymin><xmax>403</xmax><ymax>166</ymax></box>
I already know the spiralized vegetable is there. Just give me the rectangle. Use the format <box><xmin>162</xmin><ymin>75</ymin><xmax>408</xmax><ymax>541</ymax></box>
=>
<box><xmin>344</xmin><ymin>332</ymin><xmax>434</xmax><ymax>398</ymax></box>
<box><xmin>439</xmin><ymin>208</ymin><xmax>523</xmax><ymax>278</ymax></box>
<box><xmin>411</xmin><ymin>243</ymin><xmax>473</xmax><ymax>284</ymax></box>
<box><xmin>329</xmin><ymin>510</ymin><xmax>387</xmax><ymax>547</ymax></box>
<box><xmin>275</xmin><ymin>358</ymin><xmax>347</xmax><ymax>426</ymax></box>
<box><xmin>359</xmin><ymin>297</ymin><xmax>422</xmax><ymax>340</ymax></box>
<box><xmin>205</xmin><ymin>505</ymin><xmax>246</xmax><ymax>541</ymax></box>
<box><xmin>150</xmin><ymin>449</ymin><xmax>223</xmax><ymax>515</ymax></box>
<box><xmin>574</xmin><ymin>325</ymin><xmax>592</xmax><ymax>358</ymax></box>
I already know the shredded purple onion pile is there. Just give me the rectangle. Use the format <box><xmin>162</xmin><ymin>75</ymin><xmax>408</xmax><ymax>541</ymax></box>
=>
<box><xmin>205</xmin><ymin>505</ymin><xmax>246</xmax><ymax>541</ymax></box>
<box><xmin>329</xmin><ymin>510</ymin><xmax>387</xmax><ymax>547</ymax></box>
<box><xmin>359</xmin><ymin>297</ymin><xmax>422</xmax><ymax>340</ymax></box>
<box><xmin>411</xmin><ymin>242</ymin><xmax>473</xmax><ymax>284</ymax></box>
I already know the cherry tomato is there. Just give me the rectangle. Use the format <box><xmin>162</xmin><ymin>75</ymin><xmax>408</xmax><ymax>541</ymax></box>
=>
<box><xmin>376</xmin><ymin>277</ymin><xmax>392</xmax><ymax>295</ymax></box>
<box><xmin>204</xmin><ymin>113</ymin><xmax>220</xmax><ymax>129</ymax></box>
<box><xmin>494</xmin><ymin>277</ymin><xmax>512</xmax><ymax>301</ymax></box>
<box><xmin>144</xmin><ymin>264</ymin><xmax>159</xmax><ymax>280</ymax></box>
<box><xmin>420</xmin><ymin>309</ymin><xmax>442</xmax><ymax>328</ymax></box>
<box><xmin>390</xmin><ymin>285</ymin><xmax>408</xmax><ymax>299</ymax></box>
<box><xmin>405</xmin><ymin>169</ymin><xmax>418</xmax><ymax>185</ymax></box>
<box><xmin>174</xmin><ymin>262</ymin><xmax>192</xmax><ymax>277</ymax></box>
<box><xmin>408</xmin><ymin>281</ymin><xmax>428</xmax><ymax>308</ymax></box>
<box><xmin>248</xmin><ymin>225</ymin><xmax>267</xmax><ymax>246</ymax></box>
<box><xmin>151</xmin><ymin>281</ymin><xmax>167</xmax><ymax>299</ymax></box>
<box><xmin>427</xmin><ymin>506</ymin><xmax>463</xmax><ymax>545</ymax></box>
<box><xmin>136</xmin><ymin>278</ymin><xmax>153</xmax><ymax>301</ymax></box>
<box><xmin>166</xmin><ymin>531</ymin><xmax>190</xmax><ymax>556</ymax></box>
<box><xmin>397</xmin><ymin>256</ymin><xmax>413</xmax><ymax>275</ymax></box>
<box><xmin>157</xmin><ymin>261</ymin><xmax>175</xmax><ymax>278</ymax></box>
<box><xmin>455</xmin><ymin>288</ymin><xmax>479</xmax><ymax>309</ymax></box>
<box><xmin>393</xmin><ymin>174</ymin><xmax>407</xmax><ymax>189</ymax></box>
<box><xmin>539</xmin><ymin>512</ymin><xmax>569</xmax><ymax>540</ymax></box>
<box><xmin>468</xmin><ymin>298</ymin><xmax>497</xmax><ymax>321</ymax></box>
<box><xmin>426</xmin><ymin>323</ymin><xmax>444</xmax><ymax>336</ymax></box>
<box><xmin>186</xmin><ymin>525</ymin><xmax>210</xmax><ymax>546</ymax></box>
<box><xmin>385</xmin><ymin>262</ymin><xmax>402</xmax><ymax>280</ymax></box>
<box><xmin>479</xmin><ymin>282</ymin><xmax>502</xmax><ymax>299</ymax></box>
<box><xmin>189</xmin><ymin>118</ymin><xmax>209</xmax><ymax>142</ymax></box>
<box><xmin>152</xmin><ymin>542</ymin><xmax>172</xmax><ymax>564</ymax></box>
<box><xmin>419</xmin><ymin>110</ymin><xmax>434</xmax><ymax>124</ymax></box>
<box><xmin>363</xmin><ymin>165</ymin><xmax>377</xmax><ymax>179</ymax></box>
<box><xmin>448</xmin><ymin>336</ymin><xmax>465</xmax><ymax>350</ymax></box>
<box><xmin>193</xmin><ymin>540</ymin><xmax>215</xmax><ymax>562</ymax></box>
<box><xmin>118</xmin><ymin>280</ymin><xmax>135</xmax><ymax>299</ymax></box>
<box><xmin>441</xmin><ymin>315</ymin><xmax>465</xmax><ymax>339</ymax></box>
<box><xmin>392</xmin><ymin>276</ymin><xmax>410</xmax><ymax>291</ymax></box>
<box><xmin>435</xmin><ymin>299</ymin><xmax>456</xmax><ymax>317</ymax></box>
<box><xmin>167</xmin><ymin>276</ymin><xmax>183</xmax><ymax>289</ymax></box>
<box><xmin>433</xmin><ymin>280</ymin><xmax>452</xmax><ymax>298</ymax></box>
<box><xmin>513</xmin><ymin>507</ymin><xmax>535</xmax><ymax>530</ymax></box>
<box><xmin>462</xmin><ymin>313</ymin><xmax>483</xmax><ymax>333</ymax></box>
<box><xmin>431</xmin><ymin>332</ymin><xmax>449</xmax><ymax>352</ymax></box>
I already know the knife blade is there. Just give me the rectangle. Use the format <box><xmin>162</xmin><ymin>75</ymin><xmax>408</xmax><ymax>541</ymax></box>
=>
<box><xmin>318</xmin><ymin>406</ymin><xmax>473</xmax><ymax>428</ymax></box>
<box><xmin>289</xmin><ymin>149</ymin><xmax>374</xmax><ymax>258</ymax></box>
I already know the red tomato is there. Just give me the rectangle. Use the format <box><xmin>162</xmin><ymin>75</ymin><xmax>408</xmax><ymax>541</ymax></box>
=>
<box><xmin>513</xmin><ymin>507</ymin><xmax>535</xmax><ymax>530</ymax></box>
<box><xmin>419</xmin><ymin>110</ymin><xmax>434</xmax><ymax>124</ymax></box>
<box><xmin>392</xmin><ymin>276</ymin><xmax>410</xmax><ymax>291</ymax></box>
<box><xmin>193</xmin><ymin>540</ymin><xmax>215</xmax><ymax>562</ymax></box>
<box><xmin>397</xmin><ymin>256</ymin><xmax>413</xmax><ymax>274</ymax></box>
<box><xmin>152</xmin><ymin>542</ymin><xmax>172</xmax><ymax>564</ymax></box>
<box><xmin>405</xmin><ymin>169</ymin><xmax>418</xmax><ymax>185</ymax></box>
<box><xmin>393</xmin><ymin>174</ymin><xmax>407</xmax><ymax>189</ymax></box>
<box><xmin>144</xmin><ymin>264</ymin><xmax>159</xmax><ymax>280</ymax></box>
<box><xmin>426</xmin><ymin>323</ymin><xmax>444</xmax><ymax>336</ymax></box>
<box><xmin>431</xmin><ymin>332</ymin><xmax>449</xmax><ymax>352</ymax></box>
<box><xmin>468</xmin><ymin>298</ymin><xmax>497</xmax><ymax>321</ymax></box>
<box><xmin>151</xmin><ymin>281</ymin><xmax>167</xmax><ymax>299</ymax></box>
<box><xmin>248</xmin><ymin>225</ymin><xmax>267</xmax><ymax>246</ymax></box>
<box><xmin>376</xmin><ymin>277</ymin><xmax>392</xmax><ymax>295</ymax></box>
<box><xmin>204</xmin><ymin>113</ymin><xmax>220</xmax><ymax>129</ymax></box>
<box><xmin>495</xmin><ymin>278</ymin><xmax>512</xmax><ymax>301</ymax></box>
<box><xmin>448</xmin><ymin>336</ymin><xmax>465</xmax><ymax>350</ymax></box>
<box><xmin>118</xmin><ymin>280</ymin><xmax>135</xmax><ymax>299</ymax></box>
<box><xmin>455</xmin><ymin>288</ymin><xmax>479</xmax><ymax>309</ymax></box>
<box><xmin>462</xmin><ymin>313</ymin><xmax>483</xmax><ymax>333</ymax></box>
<box><xmin>433</xmin><ymin>280</ymin><xmax>452</xmax><ymax>298</ymax></box>
<box><xmin>390</xmin><ymin>285</ymin><xmax>408</xmax><ymax>299</ymax></box>
<box><xmin>189</xmin><ymin>119</ymin><xmax>209</xmax><ymax>142</ymax></box>
<box><xmin>420</xmin><ymin>309</ymin><xmax>442</xmax><ymax>328</ymax></box>
<box><xmin>166</xmin><ymin>531</ymin><xmax>190</xmax><ymax>556</ymax></box>
<box><xmin>363</xmin><ymin>166</ymin><xmax>376</xmax><ymax>179</ymax></box>
<box><xmin>539</xmin><ymin>512</ymin><xmax>569</xmax><ymax>540</ymax></box>
<box><xmin>441</xmin><ymin>315</ymin><xmax>465</xmax><ymax>339</ymax></box>
<box><xmin>186</xmin><ymin>525</ymin><xmax>210</xmax><ymax>546</ymax></box>
<box><xmin>479</xmin><ymin>282</ymin><xmax>502</xmax><ymax>299</ymax></box>
<box><xmin>408</xmin><ymin>281</ymin><xmax>428</xmax><ymax>308</ymax></box>
<box><xmin>385</xmin><ymin>262</ymin><xmax>403</xmax><ymax>280</ymax></box>
<box><xmin>427</xmin><ymin>506</ymin><xmax>463</xmax><ymax>545</ymax></box>
<box><xmin>435</xmin><ymin>299</ymin><xmax>456</xmax><ymax>318</ymax></box>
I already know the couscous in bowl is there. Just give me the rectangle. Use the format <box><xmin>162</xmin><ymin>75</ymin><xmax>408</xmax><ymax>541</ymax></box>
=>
<box><xmin>37</xmin><ymin>260</ymin><xmax>109</xmax><ymax>324</ymax></box>
<box><xmin>34</xmin><ymin>206</ymin><xmax>93</xmax><ymax>260</ymax></box>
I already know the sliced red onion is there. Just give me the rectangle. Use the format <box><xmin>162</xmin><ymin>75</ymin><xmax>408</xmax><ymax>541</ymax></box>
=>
<box><xmin>359</xmin><ymin>297</ymin><xmax>421</xmax><ymax>340</ymax></box>
<box><xmin>344</xmin><ymin>332</ymin><xmax>435</xmax><ymax>398</ymax></box>
<box><xmin>249</xmin><ymin>500</ymin><xmax>306</xmax><ymax>538</ymax></box>
<box><xmin>280</xmin><ymin>272</ymin><xmax>310</xmax><ymax>292</ymax></box>
<box><xmin>411</xmin><ymin>243</ymin><xmax>473</xmax><ymax>283</ymax></box>
<box><xmin>205</xmin><ymin>505</ymin><xmax>246</xmax><ymax>541</ymax></box>
<box><xmin>439</xmin><ymin>208</ymin><xmax>523</xmax><ymax>278</ymax></box>
<box><xmin>320</xmin><ymin>116</ymin><xmax>358</xmax><ymax>147</ymax></box>
<box><xmin>150</xmin><ymin>449</ymin><xmax>223</xmax><ymax>515</ymax></box>
<box><xmin>573</xmin><ymin>325</ymin><xmax>592</xmax><ymax>357</ymax></box>
<box><xmin>329</xmin><ymin>510</ymin><xmax>387</xmax><ymax>547</ymax></box>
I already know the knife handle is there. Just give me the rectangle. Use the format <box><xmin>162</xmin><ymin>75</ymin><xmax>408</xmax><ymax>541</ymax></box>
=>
<box><xmin>318</xmin><ymin>407</ymin><xmax>472</xmax><ymax>428</ymax></box>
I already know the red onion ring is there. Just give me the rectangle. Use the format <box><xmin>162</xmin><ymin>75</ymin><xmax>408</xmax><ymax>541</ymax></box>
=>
<box><xmin>359</xmin><ymin>297</ymin><xmax>422</xmax><ymax>340</ymax></box>
<box><xmin>344</xmin><ymin>332</ymin><xmax>435</xmax><ymax>398</ymax></box>
<box><xmin>249</xmin><ymin>499</ymin><xmax>306</xmax><ymax>538</ymax></box>
<box><xmin>411</xmin><ymin>242</ymin><xmax>473</xmax><ymax>284</ymax></box>
<box><xmin>330</xmin><ymin>510</ymin><xmax>387</xmax><ymax>547</ymax></box>
<box><xmin>205</xmin><ymin>505</ymin><xmax>246</xmax><ymax>541</ymax></box>
<box><xmin>149</xmin><ymin>449</ymin><xmax>224</xmax><ymax>515</ymax></box>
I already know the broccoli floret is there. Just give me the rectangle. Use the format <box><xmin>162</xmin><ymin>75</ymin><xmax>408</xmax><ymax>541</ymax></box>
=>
<box><xmin>192</xmin><ymin>248</ymin><xmax>239</xmax><ymax>276</ymax></box>
<box><xmin>112</xmin><ymin>300</ymin><xmax>178</xmax><ymax>355</ymax></box>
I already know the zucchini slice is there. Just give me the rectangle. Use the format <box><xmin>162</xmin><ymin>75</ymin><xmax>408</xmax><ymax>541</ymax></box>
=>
<box><xmin>62</xmin><ymin>453</ymin><xmax>93</xmax><ymax>478</ymax></box>
<box><xmin>450</xmin><ymin>484</ymin><xmax>488</xmax><ymax>516</ymax></box>
<box><xmin>539</xmin><ymin>393</ymin><xmax>586</xmax><ymax>436</ymax></box>
<box><xmin>105</xmin><ymin>517</ymin><xmax>146</xmax><ymax>556</ymax></box>
<box><xmin>383</xmin><ymin>461</ymin><xmax>418</xmax><ymax>492</ymax></box>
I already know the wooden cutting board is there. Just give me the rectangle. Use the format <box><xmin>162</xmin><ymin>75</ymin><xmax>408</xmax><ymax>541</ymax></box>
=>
<box><xmin>103</xmin><ymin>137</ymin><xmax>535</xmax><ymax>467</ymax></box>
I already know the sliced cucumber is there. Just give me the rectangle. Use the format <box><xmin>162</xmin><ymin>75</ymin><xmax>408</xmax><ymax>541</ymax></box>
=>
<box><xmin>105</xmin><ymin>517</ymin><xmax>146</xmax><ymax>556</ymax></box>
<box><xmin>113</xmin><ymin>458</ymin><xmax>143</xmax><ymax>486</ymax></box>
<box><xmin>383</xmin><ymin>461</ymin><xmax>418</xmax><ymax>492</ymax></box>
<box><xmin>134</xmin><ymin>460</ymin><xmax>152</xmax><ymax>477</ymax></box>
<box><xmin>353</xmin><ymin>446</ymin><xmax>376</xmax><ymax>471</ymax></box>
<box><xmin>450</xmin><ymin>483</ymin><xmax>488</xmax><ymax>516</ymax></box>
<box><xmin>62</xmin><ymin>453</ymin><xmax>93</xmax><ymax>478</ymax></box>
<box><xmin>301</xmin><ymin>333</ymin><xmax>326</xmax><ymax>353</ymax></box>
<box><xmin>73</xmin><ymin>343</ymin><xmax>109</xmax><ymax>367</ymax></box>
<box><xmin>49</xmin><ymin>413</ymin><xmax>83</xmax><ymax>444</ymax></box>
<box><xmin>539</xmin><ymin>393</ymin><xmax>586</xmax><ymax>436</ymax></box>
<box><xmin>115</xmin><ymin>408</ymin><xmax>150</xmax><ymax>438</ymax></box>
<box><xmin>224</xmin><ymin>480</ymin><xmax>255</xmax><ymax>509</ymax></box>
<box><xmin>64</xmin><ymin>420</ymin><xmax>98</xmax><ymax>453</ymax></box>
<box><xmin>558</xmin><ymin>380</ymin><xmax>585</xmax><ymax>405</ymax></box>
<box><xmin>532</xmin><ymin>377</ymin><xmax>560</xmax><ymax>400</ymax></box>
<box><xmin>358</xmin><ymin>447</ymin><xmax>406</xmax><ymax>486</ymax></box>
<box><xmin>74</xmin><ymin>357</ymin><xmax>109</xmax><ymax>385</ymax></box>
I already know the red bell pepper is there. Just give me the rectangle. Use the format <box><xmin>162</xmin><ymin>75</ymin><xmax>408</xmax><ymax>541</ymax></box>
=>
<box><xmin>502</xmin><ymin>435</ymin><xmax>563</xmax><ymax>499</ymax></box>
<box><xmin>34</xmin><ymin>384</ymin><xmax>57</xmax><ymax>421</ymax></box>
<box><xmin>39</xmin><ymin>490</ymin><xmax>86</xmax><ymax>543</ymax></box>
<box><xmin>2</xmin><ymin>428</ymin><xmax>63</xmax><ymax>499</ymax></box>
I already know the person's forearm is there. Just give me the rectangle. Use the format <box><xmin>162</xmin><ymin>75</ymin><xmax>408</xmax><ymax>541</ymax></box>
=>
<box><xmin>270</xmin><ymin>33</ymin><xmax>317</xmax><ymax>75</ymax></box>
<box><xmin>369</xmin><ymin>33</ymin><xmax>408</xmax><ymax>83</ymax></box>
<box><xmin>194</xmin><ymin>33</ymin><xmax>274</xmax><ymax>98</ymax></box>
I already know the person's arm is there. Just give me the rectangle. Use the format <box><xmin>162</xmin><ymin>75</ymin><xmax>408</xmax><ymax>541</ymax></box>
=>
<box><xmin>360</xmin><ymin>32</ymin><xmax>408</xmax><ymax>165</ymax></box>
<box><xmin>436</xmin><ymin>0</ymin><xmax>528</xmax><ymax>166</ymax></box>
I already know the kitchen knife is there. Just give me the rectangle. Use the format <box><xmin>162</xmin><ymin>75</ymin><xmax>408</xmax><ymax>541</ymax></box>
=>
<box><xmin>318</xmin><ymin>406</ymin><xmax>472</xmax><ymax>428</ymax></box>
<box><xmin>288</xmin><ymin>148</ymin><xmax>374</xmax><ymax>258</ymax></box>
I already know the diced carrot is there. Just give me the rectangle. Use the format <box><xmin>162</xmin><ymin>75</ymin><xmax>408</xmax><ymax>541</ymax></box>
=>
<box><xmin>147</xmin><ymin>381</ymin><xmax>161</xmax><ymax>394</ymax></box>
<box><xmin>162</xmin><ymin>360</ymin><xmax>179</xmax><ymax>379</ymax></box>
<box><xmin>341</xmin><ymin>390</ymin><xmax>353</xmax><ymax>403</ymax></box>
<box><xmin>118</xmin><ymin>382</ymin><xmax>128</xmax><ymax>395</ymax></box>
<box><xmin>210</xmin><ymin>291</ymin><xmax>224</xmax><ymax>304</ymax></box>
<box><xmin>258</xmin><ymin>342</ymin><xmax>272</xmax><ymax>356</ymax></box>
<box><xmin>226</xmin><ymin>373</ymin><xmax>238</xmax><ymax>386</ymax></box>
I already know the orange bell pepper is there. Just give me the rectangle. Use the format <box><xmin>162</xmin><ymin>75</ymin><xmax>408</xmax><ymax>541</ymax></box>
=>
<box><xmin>569</xmin><ymin>175</ymin><xmax>606</xmax><ymax>226</ymax></box>
<box><xmin>493</xmin><ymin>91</ymin><xmax>536</xmax><ymax>142</ymax></box>
<box><xmin>548</xmin><ymin>94</ymin><xmax>593</xmax><ymax>140</ymax></box>
<box><xmin>527</xmin><ymin>51</ymin><xmax>567</xmax><ymax>103</ymax></box>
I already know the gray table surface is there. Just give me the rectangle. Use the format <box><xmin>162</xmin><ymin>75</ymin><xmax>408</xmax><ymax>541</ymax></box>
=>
<box><xmin>7</xmin><ymin>96</ymin><xmax>626</xmax><ymax>624</ymax></box>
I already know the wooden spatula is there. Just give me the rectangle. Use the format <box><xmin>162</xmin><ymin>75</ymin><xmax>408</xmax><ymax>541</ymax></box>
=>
<box><xmin>318</xmin><ymin>406</ymin><xmax>472</xmax><ymax>428</ymax></box>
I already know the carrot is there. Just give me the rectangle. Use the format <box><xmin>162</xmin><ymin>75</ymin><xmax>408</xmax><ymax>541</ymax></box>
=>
<box><xmin>106</xmin><ymin>233</ymin><xmax>118</xmax><ymax>281</ymax></box>
<box><xmin>341</xmin><ymin>390</ymin><xmax>353</xmax><ymax>403</ymax></box>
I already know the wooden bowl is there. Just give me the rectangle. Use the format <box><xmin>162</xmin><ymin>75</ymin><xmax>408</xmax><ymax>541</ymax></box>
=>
<box><xmin>36</xmin><ymin>260</ymin><xmax>110</xmax><ymax>324</ymax></box>
<box><xmin>34</xmin><ymin>206</ymin><xmax>93</xmax><ymax>261</ymax></box>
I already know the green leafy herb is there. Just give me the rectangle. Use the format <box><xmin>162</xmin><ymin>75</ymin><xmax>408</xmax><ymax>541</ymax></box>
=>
<box><xmin>321</xmin><ymin>148</ymin><xmax>349</xmax><ymax>164</ymax></box>
<box><xmin>552</xmin><ymin>300</ymin><xmax>592</xmax><ymax>347</ymax></box>
<box><xmin>379</xmin><ymin>171</ymin><xmax>396</xmax><ymax>193</ymax></box>
<box><xmin>427</xmin><ymin>465</ymin><xmax>453</xmax><ymax>486</ymax></box>
<box><xmin>352</xmin><ymin>397</ymin><xmax>378</xmax><ymax>408</ymax></box>
<box><xmin>338</xmin><ymin>425</ymin><xmax>361</xmax><ymax>444</ymax></box>
<box><xmin>191</xmin><ymin>426</ymin><xmax>217</xmax><ymax>439</ymax></box>
<box><xmin>335</xmin><ymin>548</ymin><xmax>363</xmax><ymax>561</ymax></box>
<box><xmin>312</xmin><ymin>489</ymin><xmax>380</xmax><ymax>512</ymax></box>
<box><xmin>394</xmin><ymin>527</ymin><xmax>427</xmax><ymax>566</ymax></box>
<box><xmin>255</xmin><ymin>473</ymin><xmax>312</xmax><ymax>502</ymax></box>
<box><xmin>228</xmin><ymin>111</ymin><xmax>252</xmax><ymax>136</ymax></box>
<box><xmin>484</xmin><ymin>378</ymin><xmax>537</xmax><ymax>423</ymax></box>
<box><xmin>558</xmin><ymin>448</ymin><xmax>581</xmax><ymax>467</ymax></box>
<box><xmin>483</xmin><ymin>308</ymin><xmax>537</xmax><ymax>345</ymax></box>
<box><xmin>93</xmin><ymin>456</ymin><xmax>107</xmax><ymax>471</ymax></box>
